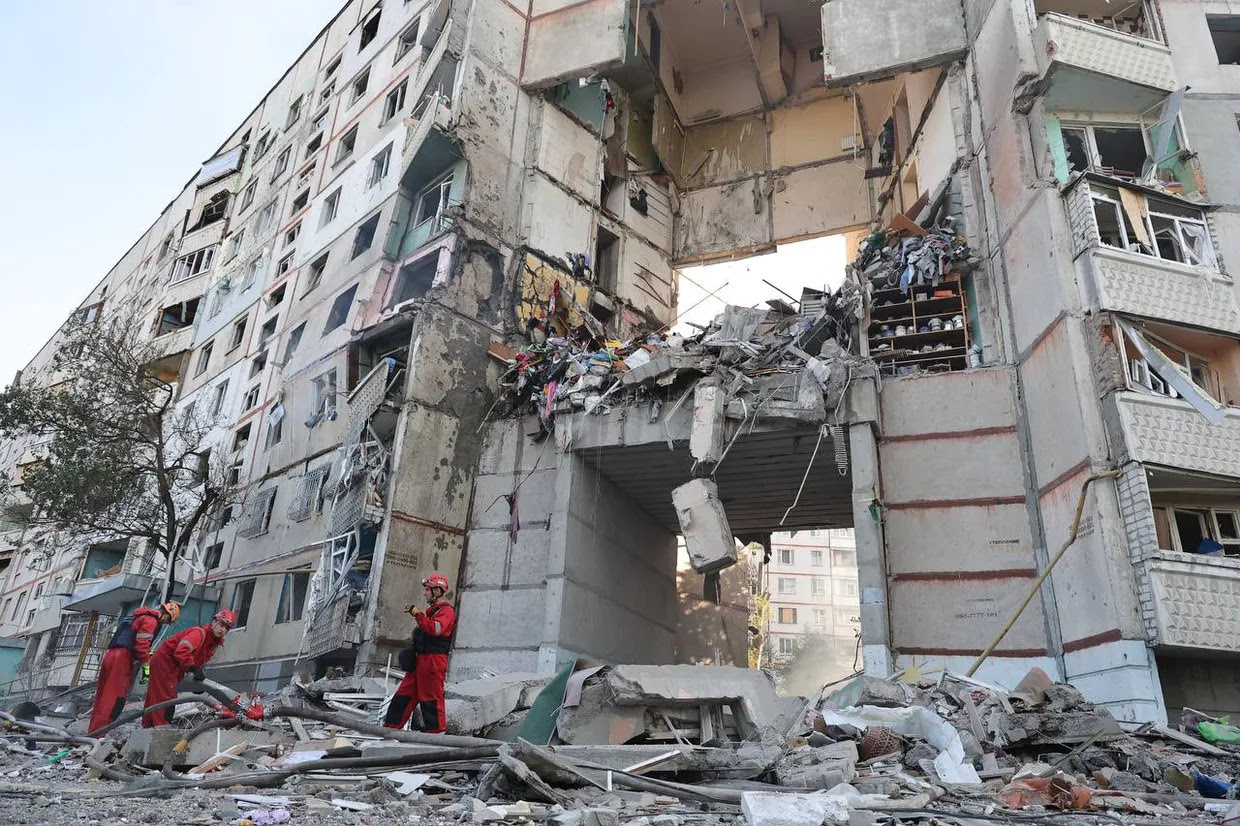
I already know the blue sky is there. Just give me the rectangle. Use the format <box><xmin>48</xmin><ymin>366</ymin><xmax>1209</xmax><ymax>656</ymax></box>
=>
<box><xmin>0</xmin><ymin>1</ymin><xmax>345</xmax><ymax>387</ymax></box>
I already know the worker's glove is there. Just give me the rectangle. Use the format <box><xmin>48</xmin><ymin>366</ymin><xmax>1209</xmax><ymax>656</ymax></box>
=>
<box><xmin>190</xmin><ymin>668</ymin><xmax>206</xmax><ymax>683</ymax></box>
<box><xmin>140</xmin><ymin>664</ymin><xmax>150</xmax><ymax>685</ymax></box>
<box><xmin>406</xmin><ymin>604</ymin><xmax>422</xmax><ymax>618</ymax></box>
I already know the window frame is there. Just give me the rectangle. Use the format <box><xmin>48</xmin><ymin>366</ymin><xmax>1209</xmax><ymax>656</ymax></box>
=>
<box><xmin>195</xmin><ymin>340</ymin><xmax>215</xmax><ymax>377</ymax></box>
<box><xmin>321</xmin><ymin>188</ymin><xmax>342</xmax><ymax>227</ymax></box>
<box><xmin>231</xmin><ymin>579</ymin><xmax>256</xmax><ymax>629</ymax></box>
<box><xmin>335</xmin><ymin>124</ymin><xmax>359</xmax><ymax>165</ymax></box>
<box><xmin>383</xmin><ymin>79</ymin><xmax>409</xmax><ymax>123</ymax></box>
<box><xmin>396</xmin><ymin>21</ymin><xmax>421</xmax><ymax>61</ymax></box>
<box><xmin>271</xmin><ymin>146</ymin><xmax>292</xmax><ymax>182</ymax></box>
<box><xmin>350</xmin><ymin>67</ymin><xmax>372</xmax><ymax>105</ymax></box>
<box><xmin>368</xmin><ymin>142</ymin><xmax>394</xmax><ymax>188</ymax></box>
<box><xmin>275</xmin><ymin>572</ymin><xmax>311</xmax><ymax>623</ymax></box>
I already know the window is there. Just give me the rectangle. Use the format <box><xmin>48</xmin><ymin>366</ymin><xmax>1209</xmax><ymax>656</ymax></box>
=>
<box><xmin>277</xmin><ymin>252</ymin><xmax>295</xmax><ymax>276</ymax></box>
<box><xmin>778</xmin><ymin>637</ymin><xmax>796</xmax><ymax>655</ymax></box>
<box><xmin>383</xmin><ymin>80</ymin><xmax>408</xmax><ymax>123</ymax></box>
<box><xmin>254</xmin><ymin>130</ymin><xmax>273</xmax><ymax>160</ymax></box>
<box><xmin>239</xmin><ymin>180</ymin><xmax>258</xmax><ymax>212</ymax></box>
<box><xmin>320</xmin><ymin>82</ymin><xmax>336</xmax><ymax>102</ymax></box>
<box><xmin>390</xmin><ymin>255</ymin><xmax>438</xmax><ymax>305</ymax></box>
<box><xmin>1089</xmin><ymin>181</ymin><xmax>1215</xmax><ymax>268</ymax></box>
<box><xmin>267</xmin><ymin>283</ymin><xmax>287</xmax><ymax>309</ymax></box>
<box><xmin>226</xmin><ymin>229</ymin><xmax>245</xmax><ymax>261</ymax></box>
<box><xmin>396</xmin><ymin>21</ymin><xmax>421</xmax><ymax>61</ymax></box>
<box><xmin>351</xmin><ymin>212</ymin><xmax>382</xmax><ymax>259</ymax></box>
<box><xmin>312</xmin><ymin>106</ymin><xmax>331</xmax><ymax>133</ymax></box>
<box><xmin>211</xmin><ymin>379</ymin><xmax>229</xmax><ymax>416</ymax></box>
<box><xmin>286</xmin><ymin>95</ymin><xmax>304</xmax><ymax>129</ymax></box>
<box><xmin>271</xmin><ymin>147</ymin><xmax>292</xmax><ymax>181</ymax></box>
<box><xmin>266</xmin><ymin>403</ymin><xmax>284</xmax><ymax>448</ymax></box>
<box><xmin>832</xmin><ymin>549</ymin><xmax>857</xmax><ymax>568</ymax></box>
<box><xmin>158</xmin><ymin>233</ymin><xmax>176</xmax><ymax>261</ymax></box>
<box><xmin>170</xmin><ymin>246</ymin><xmax>215</xmax><ymax>283</ymax></box>
<box><xmin>156</xmin><ymin>298</ymin><xmax>200</xmax><ymax>336</ymax></box>
<box><xmin>283</xmin><ymin>323</ymin><xmax>306</xmax><ymax>365</ymax></box>
<box><xmin>226</xmin><ymin>459</ymin><xmax>242</xmax><ymax>487</ymax></box>
<box><xmin>323</xmin><ymin>284</ymin><xmax>358</xmax><ymax>334</ymax></box>
<box><xmin>191</xmin><ymin>191</ymin><xmax>229</xmax><ymax>230</ymax></box>
<box><xmin>1061</xmin><ymin>123</ymin><xmax>1148</xmax><ymax>178</ymax></box>
<box><xmin>1167</xmin><ymin>507</ymin><xmax>1240</xmax><ymax>555</ymax></box>
<box><xmin>1121</xmin><ymin>323</ymin><xmax>1224</xmax><ymax>403</ymax></box>
<box><xmin>233</xmin><ymin>423</ymin><xmax>252</xmax><ymax>452</ymax></box>
<box><xmin>288</xmin><ymin>465</ymin><xmax>331</xmax><ymax>520</ymax></box>
<box><xmin>777</xmin><ymin>548</ymin><xmax>793</xmax><ymax>565</ymax></box>
<box><xmin>275</xmin><ymin>573</ymin><xmax>310</xmax><ymax>623</ymax></box>
<box><xmin>305</xmin><ymin>132</ymin><xmax>324</xmax><ymax>157</ymax></box>
<box><xmin>241</xmin><ymin>255</ymin><xmax>264</xmax><ymax>291</ymax></box>
<box><xmin>232</xmin><ymin>580</ymin><xmax>256</xmax><ymax>628</ymax></box>
<box><xmin>303</xmin><ymin>253</ymin><xmax>329</xmax><ymax>295</ymax></box>
<box><xmin>313</xmin><ymin>369</ymin><xmax>339</xmax><ymax>419</ymax></box>
<box><xmin>415</xmin><ymin>173</ymin><xmax>454</xmax><ymax>228</ymax></box>
<box><xmin>777</xmin><ymin>577</ymin><xmax>795</xmax><ymax>594</ymax></box>
<box><xmin>258</xmin><ymin>317</ymin><xmax>278</xmax><ymax>348</ymax></box>
<box><xmin>204</xmin><ymin>542</ymin><xmax>224</xmax><ymax>571</ymax></box>
<box><xmin>195</xmin><ymin>340</ymin><xmax>215</xmax><ymax>377</ymax></box>
<box><xmin>284</xmin><ymin>222</ymin><xmax>301</xmax><ymax>247</ymax></box>
<box><xmin>836</xmin><ymin>579</ymin><xmax>858</xmax><ymax>597</ymax></box>
<box><xmin>810</xmin><ymin>550</ymin><xmax>824</xmax><ymax>567</ymax></box>
<box><xmin>249</xmin><ymin>351</ymin><xmax>267</xmax><ymax>379</ymax></box>
<box><xmin>241</xmin><ymin>386</ymin><xmax>260</xmax><ymax>412</ymax></box>
<box><xmin>291</xmin><ymin>188</ymin><xmax>310</xmax><ymax>214</ymax></box>
<box><xmin>321</xmin><ymin>188</ymin><xmax>341</xmax><ymax>227</ymax></box>
<box><xmin>335</xmin><ymin>125</ymin><xmax>359</xmax><ymax>164</ymax></box>
<box><xmin>368</xmin><ymin>143</ymin><xmax>393</xmax><ymax>188</ymax></box>
<box><xmin>256</xmin><ymin>200</ymin><xmax>278</xmax><ymax>234</ymax></box>
<box><xmin>813</xmin><ymin>609</ymin><xmax>828</xmax><ymax>627</ymax></box>
<box><xmin>351</xmin><ymin>67</ymin><xmax>371</xmax><ymax>104</ymax></box>
<box><xmin>324</xmin><ymin>54</ymin><xmax>341</xmax><ymax>80</ymax></box>
<box><xmin>777</xmin><ymin>607</ymin><xmax>797</xmax><ymax>625</ymax></box>
<box><xmin>359</xmin><ymin>7</ymin><xmax>382</xmax><ymax>50</ymax></box>
<box><xmin>594</xmin><ymin>227</ymin><xmax>620</xmax><ymax>292</ymax></box>
<box><xmin>835</xmin><ymin>608</ymin><xmax>856</xmax><ymax>626</ymax></box>
<box><xmin>810</xmin><ymin>578</ymin><xmax>826</xmax><ymax>596</ymax></box>
<box><xmin>229</xmin><ymin>317</ymin><xmax>248</xmax><ymax>351</ymax></box>
<box><xmin>1209</xmin><ymin>16</ymin><xmax>1240</xmax><ymax>64</ymax></box>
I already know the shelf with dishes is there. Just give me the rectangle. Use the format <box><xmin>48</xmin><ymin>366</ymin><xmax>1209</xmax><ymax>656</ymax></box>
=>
<box><xmin>867</xmin><ymin>278</ymin><xmax>972</xmax><ymax>375</ymax></box>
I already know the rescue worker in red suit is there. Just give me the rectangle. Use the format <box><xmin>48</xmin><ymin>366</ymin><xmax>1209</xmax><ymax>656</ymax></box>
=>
<box><xmin>142</xmin><ymin>610</ymin><xmax>234</xmax><ymax>727</ymax></box>
<box><xmin>384</xmin><ymin>573</ymin><xmax>456</xmax><ymax>733</ymax></box>
<box><xmin>87</xmin><ymin>602</ymin><xmax>180</xmax><ymax>734</ymax></box>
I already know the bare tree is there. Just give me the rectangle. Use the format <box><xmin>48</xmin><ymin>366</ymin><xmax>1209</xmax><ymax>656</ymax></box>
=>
<box><xmin>0</xmin><ymin>315</ymin><xmax>236</xmax><ymax>602</ymax></box>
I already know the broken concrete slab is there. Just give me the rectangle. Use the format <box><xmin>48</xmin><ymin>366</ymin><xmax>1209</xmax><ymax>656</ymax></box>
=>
<box><xmin>741</xmin><ymin>791</ymin><xmax>850</xmax><ymax>826</ymax></box>
<box><xmin>548</xmin><ymin>743</ymin><xmax>781</xmax><ymax>778</ymax></box>
<box><xmin>689</xmin><ymin>383</ymin><xmax>727</xmax><ymax>465</ymax></box>
<box><xmin>990</xmin><ymin>710</ymin><xmax>1124</xmax><ymax>747</ymax></box>
<box><xmin>671</xmin><ymin>479</ymin><xmax>737</xmax><ymax>575</ymax></box>
<box><xmin>124</xmin><ymin>727</ymin><xmax>285</xmax><ymax>768</ymax></box>
<box><xmin>823</xmin><ymin>675</ymin><xmax>922</xmax><ymax>711</ymax></box>
<box><xmin>620</xmin><ymin>352</ymin><xmax>714</xmax><ymax>388</ymax></box>
<box><xmin>775</xmin><ymin>741</ymin><xmax>859</xmax><ymax>789</ymax></box>
<box><xmin>445</xmin><ymin>672</ymin><xmax>552</xmax><ymax>734</ymax></box>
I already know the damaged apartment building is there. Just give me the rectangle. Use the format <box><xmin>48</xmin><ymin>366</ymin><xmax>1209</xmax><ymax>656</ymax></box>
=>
<box><xmin>4</xmin><ymin>0</ymin><xmax>1240</xmax><ymax>726</ymax></box>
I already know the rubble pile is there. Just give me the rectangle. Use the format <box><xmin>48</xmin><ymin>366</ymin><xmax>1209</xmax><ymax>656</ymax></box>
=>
<box><xmin>492</xmin><ymin>280</ymin><xmax>868</xmax><ymax>439</ymax></box>
<box><xmin>6</xmin><ymin>664</ymin><xmax>1240</xmax><ymax>825</ymax></box>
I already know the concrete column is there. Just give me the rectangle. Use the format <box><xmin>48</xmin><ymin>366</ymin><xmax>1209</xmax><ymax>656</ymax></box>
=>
<box><xmin>849</xmin><ymin>422</ymin><xmax>892</xmax><ymax>676</ymax></box>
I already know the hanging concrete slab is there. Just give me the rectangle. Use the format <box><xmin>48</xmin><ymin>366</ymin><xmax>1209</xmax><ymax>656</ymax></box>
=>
<box><xmin>820</xmin><ymin>0</ymin><xmax>967</xmax><ymax>86</ymax></box>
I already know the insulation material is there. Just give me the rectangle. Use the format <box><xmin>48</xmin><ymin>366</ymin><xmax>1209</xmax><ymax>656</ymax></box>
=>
<box><xmin>820</xmin><ymin>705</ymin><xmax>982</xmax><ymax>784</ymax></box>
<box><xmin>671</xmin><ymin>478</ymin><xmax>737</xmax><ymax>574</ymax></box>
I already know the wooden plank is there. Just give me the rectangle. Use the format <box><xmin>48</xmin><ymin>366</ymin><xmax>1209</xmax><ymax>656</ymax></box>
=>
<box><xmin>1148</xmin><ymin>725</ymin><xmax>1230</xmax><ymax>757</ymax></box>
<box><xmin>190</xmin><ymin>741</ymin><xmax>248</xmax><ymax>775</ymax></box>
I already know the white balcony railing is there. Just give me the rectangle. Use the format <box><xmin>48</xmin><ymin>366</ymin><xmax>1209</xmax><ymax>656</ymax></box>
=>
<box><xmin>1116</xmin><ymin>392</ymin><xmax>1240</xmax><ymax>478</ymax></box>
<box><xmin>1143</xmin><ymin>552</ymin><xmax>1240</xmax><ymax>652</ymax></box>
<box><xmin>1034</xmin><ymin>13</ymin><xmax>1178</xmax><ymax>95</ymax></box>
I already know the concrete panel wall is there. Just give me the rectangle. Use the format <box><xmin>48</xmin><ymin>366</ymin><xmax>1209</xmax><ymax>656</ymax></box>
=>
<box><xmin>772</xmin><ymin>162</ymin><xmax>870</xmax><ymax>241</ymax></box>
<box><xmin>677</xmin><ymin>180</ymin><xmax>771</xmax><ymax>261</ymax></box>
<box><xmin>1019</xmin><ymin>322</ymin><xmax>1090</xmax><ymax>486</ymax></box>
<box><xmin>676</xmin><ymin>59</ymin><xmax>765</xmax><ymax>125</ymax></box>
<box><xmin>1001</xmin><ymin>194</ymin><xmax>1072</xmax><ymax>352</ymax></box>
<box><xmin>680</xmin><ymin>116</ymin><xmax>767</xmax><ymax>188</ymax></box>
<box><xmin>880</xmin><ymin>436</ymin><xmax>1024</xmax><ymax>503</ymax></box>
<box><xmin>821</xmin><ymin>0</ymin><xmax>967</xmax><ymax>84</ymax></box>
<box><xmin>880</xmin><ymin>367</ymin><xmax>1017</xmax><ymax>435</ymax></box>
<box><xmin>534</xmin><ymin>103</ymin><xmax>602</xmax><ymax>205</ymax></box>
<box><xmin>523</xmin><ymin>0</ymin><xmax>628</xmax><ymax>88</ymax></box>
<box><xmin>1161</xmin><ymin>0</ymin><xmax>1240</xmax><ymax>95</ymax></box>
<box><xmin>521</xmin><ymin>174</ymin><xmax>593</xmax><ymax>259</ymax></box>
<box><xmin>889</xmin><ymin>577</ymin><xmax>1047</xmax><ymax>653</ymax></box>
<box><xmin>884</xmin><ymin>503</ymin><xmax>1034</xmax><ymax>574</ymax></box>
<box><xmin>770</xmin><ymin>97</ymin><xmax>859</xmax><ymax>168</ymax></box>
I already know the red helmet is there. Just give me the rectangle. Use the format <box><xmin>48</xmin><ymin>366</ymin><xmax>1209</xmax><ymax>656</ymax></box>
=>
<box><xmin>422</xmin><ymin>573</ymin><xmax>450</xmax><ymax>593</ymax></box>
<box><xmin>213</xmin><ymin>610</ymin><xmax>237</xmax><ymax>628</ymax></box>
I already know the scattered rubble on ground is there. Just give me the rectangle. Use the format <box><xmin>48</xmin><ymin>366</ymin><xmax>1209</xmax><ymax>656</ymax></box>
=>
<box><xmin>6</xmin><ymin>663</ymin><xmax>1240</xmax><ymax>825</ymax></box>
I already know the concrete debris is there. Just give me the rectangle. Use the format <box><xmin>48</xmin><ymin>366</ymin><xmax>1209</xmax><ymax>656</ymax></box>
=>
<box><xmin>5</xmin><ymin>665</ymin><xmax>1240</xmax><ymax>825</ymax></box>
<box><xmin>671</xmin><ymin>479</ymin><xmax>737</xmax><ymax>575</ymax></box>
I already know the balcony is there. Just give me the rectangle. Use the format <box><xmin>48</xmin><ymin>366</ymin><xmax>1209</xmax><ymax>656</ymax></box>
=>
<box><xmin>1116</xmin><ymin>392</ymin><xmax>1240</xmax><ymax>478</ymax></box>
<box><xmin>1081</xmin><ymin>246</ymin><xmax>1240</xmax><ymax>336</ymax></box>
<box><xmin>1033</xmin><ymin>13</ymin><xmax>1178</xmax><ymax>112</ymax></box>
<box><xmin>1143</xmin><ymin>552</ymin><xmax>1240</xmax><ymax>653</ymax></box>
<box><xmin>64</xmin><ymin>571</ymin><xmax>220</xmax><ymax>616</ymax></box>
<box><xmin>25</xmin><ymin>593</ymin><xmax>68</xmax><ymax>636</ymax></box>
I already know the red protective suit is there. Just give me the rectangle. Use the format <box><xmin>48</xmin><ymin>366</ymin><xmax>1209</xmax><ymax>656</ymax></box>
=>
<box><xmin>142</xmin><ymin>624</ymin><xmax>224</xmax><ymax>727</ymax></box>
<box><xmin>385</xmin><ymin>600</ymin><xmax>455</xmax><ymax>733</ymax></box>
<box><xmin>88</xmin><ymin>607</ymin><xmax>161</xmax><ymax>734</ymax></box>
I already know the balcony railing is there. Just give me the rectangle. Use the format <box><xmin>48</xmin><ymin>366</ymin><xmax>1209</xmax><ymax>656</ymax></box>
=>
<box><xmin>1034</xmin><ymin>13</ymin><xmax>1178</xmax><ymax>97</ymax></box>
<box><xmin>1115</xmin><ymin>392</ymin><xmax>1240</xmax><ymax>478</ymax></box>
<box><xmin>1142</xmin><ymin>552</ymin><xmax>1240</xmax><ymax>652</ymax></box>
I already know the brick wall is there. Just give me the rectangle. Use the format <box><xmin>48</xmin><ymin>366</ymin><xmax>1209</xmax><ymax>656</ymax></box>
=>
<box><xmin>1116</xmin><ymin>463</ymin><xmax>1160</xmax><ymax>643</ymax></box>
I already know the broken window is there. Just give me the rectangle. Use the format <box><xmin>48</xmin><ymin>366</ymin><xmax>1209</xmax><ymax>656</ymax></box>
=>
<box><xmin>255</xmin><ymin>199</ymin><xmax>278</xmax><ymax>234</ymax></box>
<box><xmin>351</xmin><ymin>212</ymin><xmax>382</xmax><ymax>259</ymax></box>
<box><xmin>233</xmin><ymin>423</ymin><xmax>252</xmax><ymax>452</ymax></box>
<box><xmin>396</xmin><ymin>20</ymin><xmax>421</xmax><ymax>61</ymax></box>
<box><xmin>351</xmin><ymin>67</ymin><xmax>371</xmax><ymax>105</ymax></box>
<box><xmin>777</xmin><ymin>577</ymin><xmax>795</xmax><ymax>594</ymax></box>
<box><xmin>383</xmin><ymin>79</ymin><xmax>408</xmax><ymax>123</ymax></box>
<box><xmin>229</xmin><ymin>317</ymin><xmax>248</xmax><ymax>351</ymax></box>
<box><xmin>324</xmin><ymin>54</ymin><xmax>341</xmax><ymax>81</ymax></box>
<box><xmin>283</xmin><ymin>322</ymin><xmax>306</xmax><ymax>365</ymax></box>
<box><xmin>204</xmin><ymin>542</ymin><xmax>224</xmax><ymax>571</ymax></box>
<box><xmin>191</xmin><ymin>191</ymin><xmax>229</xmax><ymax>231</ymax></box>
<box><xmin>231</xmin><ymin>580</ymin><xmax>256</xmax><ymax>626</ymax></box>
<box><xmin>305</xmin><ymin>132</ymin><xmax>324</xmax><ymax>158</ymax></box>
<box><xmin>359</xmin><ymin>7</ymin><xmax>381</xmax><ymax>50</ymax></box>
<box><xmin>156</xmin><ymin>297</ymin><xmax>200</xmax><ymax>336</ymax></box>
<box><xmin>277</xmin><ymin>252</ymin><xmax>295</xmax><ymax>276</ymax></box>
<box><xmin>321</xmin><ymin>188</ymin><xmax>342</xmax><ymax>227</ymax></box>
<box><xmin>211</xmin><ymin>379</ymin><xmax>229</xmax><ymax>415</ymax></box>
<box><xmin>266</xmin><ymin>402</ymin><xmax>284</xmax><ymax>448</ymax></box>
<box><xmin>284</xmin><ymin>221</ymin><xmax>301</xmax><ymax>247</ymax></box>
<box><xmin>777</xmin><ymin>607</ymin><xmax>797</xmax><ymax>625</ymax></box>
<box><xmin>1162</xmin><ymin>506</ymin><xmax>1240</xmax><ymax>556</ymax></box>
<box><xmin>1090</xmin><ymin>182</ymin><xmax>1216</xmax><ymax>267</ymax></box>
<box><xmin>291</xmin><ymin>188</ymin><xmax>310</xmax><ymax>214</ymax></box>
<box><xmin>335</xmin><ymin>124</ymin><xmax>358</xmax><ymax>164</ymax></box>
<box><xmin>194</xmin><ymin>340</ymin><xmax>214</xmax><ymax>377</ymax></box>
<box><xmin>239</xmin><ymin>180</ymin><xmax>258</xmax><ymax>213</ymax></box>
<box><xmin>414</xmin><ymin>173</ymin><xmax>453</xmax><ymax>229</ymax></box>
<box><xmin>286</xmin><ymin>95</ymin><xmax>304</xmax><ymax>129</ymax></box>
<box><xmin>226</xmin><ymin>229</ymin><xmax>245</xmax><ymax>262</ymax></box>
<box><xmin>1117</xmin><ymin>319</ymin><xmax>1228</xmax><ymax>420</ymax></box>
<box><xmin>226</xmin><ymin>459</ymin><xmax>242</xmax><ymax>487</ymax></box>
<box><xmin>1209</xmin><ymin>16</ymin><xmax>1240</xmax><ymax>64</ymax></box>
<box><xmin>313</xmin><ymin>368</ymin><xmax>339</xmax><ymax>419</ymax></box>
<box><xmin>240</xmin><ymin>255</ymin><xmax>265</xmax><ymax>291</ymax></box>
<box><xmin>267</xmin><ymin>283</ymin><xmax>287</xmax><ymax>310</ymax></box>
<box><xmin>323</xmin><ymin>284</ymin><xmax>358</xmax><ymax>334</ymax></box>
<box><xmin>170</xmin><ymin>246</ymin><xmax>215</xmax><ymax>283</ymax></box>
<box><xmin>275</xmin><ymin>573</ymin><xmax>310</xmax><ymax>623</ymax></box>
<box><xmin>368</xmin><ymin>142</ymin><xmax>393</xmax><ymax>188</ymax></box>
<box><xmin>158</xmin><ymin>233</ymin><xmax>176</xmax><ymax>262</ymax></box>
<box><xmin>390</xmin><ymin>255</ymin><xmax>439</xmax><ymax>305</ymax></box>
<box><xmin>258</xmin><ymin>316</ymin><xmax>278</xmax><ymax>347</ymax></box>
<box><xmin>594</xmin><ymin>227</ymin><xmax>620</xmax><ymax>293</ymax></box>
<box><xmin>254</xmin><ymin>130</ymin><xmax>273</xmax><ymax>160</ymax></box>
<box><xmin>249</xmin><ymin>351</ymin><xmax>267</xmax><ymax>380</ymax></box>
<box><xmin>1060</xmin><ymin>123</ymin><xmax>1147</xmax><ymax>178</ymax></box>
<box><xmin>303</xmin><ymin>252</ymin><xmax>329</xmax><ymax>295</ymax></box>
<box><xmin>241</xmin><ymin>386</ymin><xmax>260</xmax><ymax>412</ymax></box>
<box><xmin>288</xmin><ymin>465</ymin><xmax>330</xmax><ymax>521</ymax></box>
<box><xmin>271</xmin><ymin>147</ymin><xmax>292</xmax><ymax>182</ymax></box>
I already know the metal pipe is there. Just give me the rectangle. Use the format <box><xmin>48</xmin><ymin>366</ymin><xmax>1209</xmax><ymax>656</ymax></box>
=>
<box><xmin>966</xmin><ymin>470</ymin><xmax>1121</xmax><ymax>677</ymax></box>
